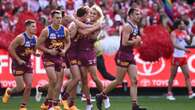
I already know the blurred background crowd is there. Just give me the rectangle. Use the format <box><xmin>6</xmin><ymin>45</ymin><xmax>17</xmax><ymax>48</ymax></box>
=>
<box><xmin>0</xmin><ymin>0</ymin><xmax>194</xmax><ymax>45</ymax></box>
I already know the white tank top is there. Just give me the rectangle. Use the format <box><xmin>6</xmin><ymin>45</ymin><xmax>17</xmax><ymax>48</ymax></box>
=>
<box><xmin>173</xmin><ymin>30</ymin><xmax>188</xmax><ymax>57</ymax></box>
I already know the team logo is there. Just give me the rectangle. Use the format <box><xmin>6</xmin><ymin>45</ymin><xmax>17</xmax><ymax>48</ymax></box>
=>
<box><xmin>135</xmin><ymin>54</ymin><xmax>165</xmax><ymax>76</ymax></box>
<box><xmin>25</xmin><ymin>41</ymin><xmax>31</xmax><ymax>47</ymax></box>
<box><xmin>30</xmin><ymin>40</ymin><xmax>36</xmax><ymax>46</ymax></box>
<box><xmin>50</xmin><ymin>33</ymin><xmax>56</xmax><ymax>39</ymax></box>
<box><xmin>133</xmin><ymin>28</ymin><xmax>138</xmax><ymax>36</ymax></box>
<box><xmin>58</xmin><ymin>34</ymin><xmax>64</xmax><ymax>38</ymax></box>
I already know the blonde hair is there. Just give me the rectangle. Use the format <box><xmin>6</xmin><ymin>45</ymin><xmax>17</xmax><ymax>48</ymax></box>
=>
<box><xmin>91</xmin><ymin>5</ymin><xmax>104</xmax><ymax>23</ymax></box>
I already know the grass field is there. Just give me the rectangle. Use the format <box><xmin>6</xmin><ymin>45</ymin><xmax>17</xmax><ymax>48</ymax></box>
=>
<box><xmin>0</xmin><ymin>96</ymin><xmax>195</xmax><ymax>110</ymax></box>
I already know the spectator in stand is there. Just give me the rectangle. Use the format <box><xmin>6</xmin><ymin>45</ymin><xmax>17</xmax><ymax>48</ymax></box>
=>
<box><xmin>159</xmin><ymin>7</ymin><xmax>171</xmax><ymax>29</ymax></box>
<box><xmin>0</xmin><ymin>15</ymin><xmax>11</xmax><ymax>32</ymax></box>
<box><xmin>27</xmin><ymin>0</ymin><xmax>40</xmax><ymax>12</ymax></box>
<box><xmin>65</xmin><ymin>0</ymin><xmax>75</xmax><ymax>16</ymax></box>
<box><xmin>10</xmin><ymin>7</ymin><xmax>21</xmax><ymax>32</ymax></box>
<box><xmin>149</xmin><ymin>2</ymin><xmax>160</xmax><ymax>25</ymax></box>
<box><xmin>140</xmin><ymin>0</ymin><xmax>152</xmax><ymax>17</ymax></box>
<box><xmin>38</xmin><ymin>0</ymin><xmax>49</xmax><ymax>10</ymax></box>
<box><xmin>173</xmin><ymin>0</ymin><xmax>191</xmax><ymax>19</ymax></box>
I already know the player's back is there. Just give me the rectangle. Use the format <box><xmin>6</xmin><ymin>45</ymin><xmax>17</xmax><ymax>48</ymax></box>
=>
<box><xmin>78</xmin><ymin>31</ymin><xmax>97</xmax><ymax>51</ymax></box>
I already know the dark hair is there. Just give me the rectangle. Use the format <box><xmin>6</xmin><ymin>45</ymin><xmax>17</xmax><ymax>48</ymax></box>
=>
<box><xmin>12</xmin><ymin>7</ymin><xmax>20</xmax><ymax>15</ymax></box>
<box><xmin>128</xmin><ymin>8</ymin><xmax>139</xmax><ymax>16</ymax></box>
<box><xmin>61</xmin><ymin>10</ymin><xmax>65</xmax><ymax>17</ymax></box>
<box><xmin>128</xmin><ymin>8</ymin><xmax>135</xmax><ymax>16</ymax></box>
<box><xmin>25</xmin><ymin>19</ymin><xmax>36</xmax><ymax>26</ymax></box>
<box><xmin>173</xmin><ymin>19</ymin><xmax>188</xmax><ymax>29</ymax></box>
<box><xmin>51</xmin><ymin>10</ymin><xmax>62</xmax><ymax>17</ymax></box>
<box><xmin>76</xmin><ymin>7</ymin><xmax>88</xmax><ymax>17</ymax></box>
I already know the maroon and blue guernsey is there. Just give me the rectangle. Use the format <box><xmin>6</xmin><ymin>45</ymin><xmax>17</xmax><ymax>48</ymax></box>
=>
<box><xmin>12</xmin><ymin>32</ymin><xmax>36</xmax><ymax>76</ymax></box>
<box><xmin>43</xmin><ymin>25</ymin><xmax>66</xmax><ymax>71</ymax></box>
<box><xmin>115</xmin><ymin>21</ymin><xmax>139</xmax><ymax>67</ymax></box>
<box><xmin>44</xmin><ymin>25</ymin><xmax>65</xmax><ymax>57</ymax></box>
<box><xmin>15</xmin><ymin>32</ymin><xmax>36</xmax><ymax>61</ymax></box>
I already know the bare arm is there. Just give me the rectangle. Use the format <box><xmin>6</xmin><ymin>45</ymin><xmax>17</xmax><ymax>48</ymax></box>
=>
<box><xmin>122</xmin><ymin>24</ymin><xmax>137</xmax><ymax>46</ymax></box>
<box><xmin>36</xmin><ymin>28</ymin><xmax>51</xmax><ymax>53</ymax></box>
<box><xmin>185</xmin><ymin>34</ymin><xmax>193</xmax><ymax>45</ymax></box>
<box><xmin>170</xmin><ymin>32</ymin><xmax>187</xmax><ymax>51</ymax></box>
<box><xmin>64</xmin><ymin>28</ymin><xmax>71</xmax><ymax>52</ymax></box>
<box><xmin>72</xmin><ymin>16</ymin><xmax>101</xmax><ymax>28</ymax></box>
<box><xmin>8</xmin><ymin>35</ymin><xmax>24</xmax><ymax>62</ymax></box>
<box><xmin>78</xmin><ymin>24</ymin><xmax>101</xmax><ymax>35</ymax></box>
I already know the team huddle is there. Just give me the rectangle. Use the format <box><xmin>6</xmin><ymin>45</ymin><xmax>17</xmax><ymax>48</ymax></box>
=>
<box><xmin>1</xmin><ymin>3</ymin><xmax>195</xmax><ymax>110</ymax></box>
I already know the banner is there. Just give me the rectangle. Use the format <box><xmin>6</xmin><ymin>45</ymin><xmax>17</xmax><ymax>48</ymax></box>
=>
<box><xmin>0</xmin><ymin>49</ymin><xmax>195</xmax><ymax>88</ymax></box>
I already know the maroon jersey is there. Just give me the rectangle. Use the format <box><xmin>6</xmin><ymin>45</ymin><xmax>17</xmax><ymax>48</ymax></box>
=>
<box><xmin>78</xmin><ymin>37</ymin><xmax>96</xmax><ymax>51</ymax></box>
<box><xmin>115</xmin><ymin>21</ymin><xmax>139</xmax><ymax>67</ymax></box>
<box><xmin>12</xmin><ymin>32</ymin><xmax>36</xmax><ymax>76</ymax></box>
<box><xmin>119</xmin><ymin>21</ymin><xmax>139</xmax><ymax>53</ymax></box>
<box><xmin>78</xmin><ymin>27</ymin><xmax>100</xmax><ymax>51</ymax></box>
<box><xmin>77</xmin><ymin>30</ymin><xmax>99</xmax><ymax>66</ymax></box>
<box><xmin>15</xmin><ymin>32</ymin><xmax>36</xmax><ymax>62</ymax></box>
<box><xmin>44</xmin><ymin>25</ymin><xmax>66</xmax><ymax>57</ymax></box>
<box><xmin>42</xmin><ymin>25</ymin><xmax>66</xmax><ymax>71</ymax></box>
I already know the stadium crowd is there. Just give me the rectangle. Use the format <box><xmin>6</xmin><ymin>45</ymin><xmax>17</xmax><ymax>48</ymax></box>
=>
<box><xmin>0</xmin><ymin>0</ymin><xmax>194</xmax><ymax>37</ymax></box>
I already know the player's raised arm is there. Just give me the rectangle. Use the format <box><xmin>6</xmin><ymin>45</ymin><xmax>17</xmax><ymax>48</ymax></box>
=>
<box><xmin>71</xmin><ymin>15</ymin><xmax>101</xmax><ymax>29</ymax></box>
<box><xmin>78</xmin><ymin>24</ymin><xmax>101</xmax><ymax>35</ymax></box>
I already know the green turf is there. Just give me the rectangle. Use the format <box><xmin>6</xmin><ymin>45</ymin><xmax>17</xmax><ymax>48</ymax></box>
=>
<box><xmin>0</xmin><ymin>96</ymin><xmax>194</xmax><ymax>110</ymax></box>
